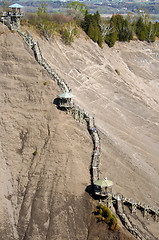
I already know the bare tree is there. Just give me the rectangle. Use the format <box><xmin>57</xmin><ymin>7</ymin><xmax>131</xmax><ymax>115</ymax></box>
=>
<box><xmin>61</xmin><ymin>22</ymin><xmax>78</xmax><ymax>44</ymax></box>
<box><xmin>39</xmin><ymin>20</ymin><xmax>57</xmax><ymax>41</ymax></box>
<box><xmin>99</xmin><ymin>21</ymin><xmax>113</xmax><ymax>39</ymax></box>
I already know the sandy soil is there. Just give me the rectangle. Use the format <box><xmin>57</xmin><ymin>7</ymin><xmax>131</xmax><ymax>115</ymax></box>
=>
<box><xmin>0</xmin><ymin>24</ymin><xmax>93</xmax><ymax>240</ymax></box>
<box><xmin>36</xmin><ymin>30</ymin><xmax>159</xmax><ymax>238</ymax></box>
<box><xmin>0</xmin><ymin>23</ymin><xmax>159</xmax><ymax>239</ymax></box>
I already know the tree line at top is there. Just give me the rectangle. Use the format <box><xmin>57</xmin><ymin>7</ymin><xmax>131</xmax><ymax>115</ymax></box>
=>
<box><xmin>2</xmin><ymin>0</ymin><xmax>158</xmax><ymax>47</ymax></box>
<box><xmin>80</xmin><ymin>7</ymin><xmax>159</xmax><ymax>47</ymax></box>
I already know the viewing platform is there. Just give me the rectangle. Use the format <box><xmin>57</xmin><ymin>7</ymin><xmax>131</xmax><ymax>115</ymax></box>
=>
<box><xmin>1</xmin><ymin>3</ymin><xmax>24</xmax><ymax>30</ymax></box>
<box><xmin>94</xmin><ymin>178</ymin><xmax>113</xmax><ymax>197</ymax></box>
<box><xmin>58</xmin><ymin>92</ymin><xmax>74</xmax><ymax>109</ymax></box>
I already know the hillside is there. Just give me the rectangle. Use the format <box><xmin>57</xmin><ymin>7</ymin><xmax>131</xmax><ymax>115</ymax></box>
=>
<box><xmin>0</xmin><ymin>22</ymin><xmax>159</xmax><ymax>239</ymax></box>
<box><xmin>0</xmin><ymin>25</ymin><xmax>93</xmax><ymax>240</ymax></box>
<box><xmin>36</xmin><ymin>30</ymin><xmax>159</xmax><ymax>238</ymax></box>
<box><xmin>37</xmin><ymin>30</ymin><xmax>159</xmax><ymax>203</ymax></box>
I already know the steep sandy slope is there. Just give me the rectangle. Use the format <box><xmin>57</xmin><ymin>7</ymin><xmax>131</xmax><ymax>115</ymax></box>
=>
<box><xmin>0</xmin><ymin>25</ymin><xmax>94</xmax><ymax>240</ymax></box>
<box><xmin>36</xmin><ymin>31</ymin><xmax>159</xmax><ymax>238</ymax></box>
<box><xmin>1</xmin><ymin>22</ymin><xmax>159</xmax><ymax>239</ymax></box>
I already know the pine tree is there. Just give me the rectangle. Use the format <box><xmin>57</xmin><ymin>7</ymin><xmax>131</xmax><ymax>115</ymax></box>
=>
<box><xmin>88</xmin><ymin>23</ymin><xmax>95</xmax><ymax>40</ymax></box>
<box><xmin>136</xmin><ymin>16</ymin><xmax>148</xmax><ymax>41</ymax></box>
<box><xmin>119</xmin><ymin>19</ymin><xmax>133</xmax><ymax>41</ymax></box>
<box><xmin>154</xmin><ymin>22</ymin><xmax>159</xmax><ymax>37</ymax></box>
<box><xmin>93</xmin><ymin>25</ymin><xmax>99</xmax><ymax>42</ymax></box>
<box><xmin>105</xmin><ymin>26</ymin><xmax>117</xmax><ymax>47</ymax></box>
<box><xmin>94</xmin><ymin>11</ymin><xmax>101</xmax><ymax>26</ymax></box>
<box><xmin>81</xmin><ymin>11</ymin><xmax>102</xmax><ymax>47</ymax></box>
<box><xmin>97</xmin><ymin>28</ymin><xmax>103</xmax><ymax>48</ymax></box>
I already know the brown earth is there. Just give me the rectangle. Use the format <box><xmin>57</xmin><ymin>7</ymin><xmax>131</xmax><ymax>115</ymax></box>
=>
<box><xmin>0</xmin><ymin>22</ymin><xmax>159</xmax><ymax>240</ymax></box>
<box><xmin>37</xmin><ymin>29</ymin><xmax>159</xmax><ymax>206</ymax></box>
<box><xmin>0</xmin><ymin>24</ymin><xmax>93</xmax><ymax>240</ymax></box>
<box><xmin>36</xmin><ymin>29</ymin><xmax>159</xmax><ymax>239</ymax></box>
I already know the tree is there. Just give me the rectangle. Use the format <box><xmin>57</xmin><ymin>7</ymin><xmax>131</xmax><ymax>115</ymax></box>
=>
<box><xmin>154</xmin><ymin>21</ymin><xmax>159</xmax><ymax>37</ymax></box>
<box><xmin>126</xmin><ymin>11</ymin><xmax>136</xmax><ymax>24</ymax></box>
<box><xmin>105</xmin><ymin>24</ymin><xmax>117</xmax><ymax>47</ymax></box>
<box><xmin>36</xmin><ymin>2</ymin><xmax>57</xmax><ymax>41</ymax></box>
<box><xmin>137</xmin><ymin>8</ymin><xmax>150</xmax><ymax>25</ymax></box>
<box><xmin>94</xmin><ymin>25</ymin><xmax>99</xmax><ymax>42</ymax></box>
<box><xmin>97</xmin><ymin>28</ymin><xmax>103</xmax><ymax>48</ymax></box>
<box><xmin>39</xmin><ymin>20</ymin><xmax>57</xmax><ymax>41</ymax></box>
<box><xmin>99</xmin><ymin>20</ymin><xmax>114</xmax><ymax>39</ymax></box>
<box><xmin>81</xmin><ymin>11</ymin><xmax>102</xmax><ymax>47</ymax></box>
<box><xmin>119</xmin><ymin>19</ymin><xmax>133</xmax><ymax>41</ymax></box>
<box><xmin>94</xmin><ymin>11</ymin><xmax>101</xmax><ymax>26</ymax></box>
<box><xmin>111</xmin><ymin>14</ymin><xmax>123</xmax><ymax>38</ymax></box>
<box><xmin>67</xmin><ymin>1</ymin><xmax>88</xmax><ymax>25</ymax></box>
<box><xmin>87</xmin><ymin>22</ymin><xmax>95</xmax><ymax>40</ymax></box>
<box><xmin>110</xmin><ymin>14</ymin><xmax>133</xmax><ymax>42</ymax></box>
<box><xmin>147</xmin><ymin>21</ymin><xmax>155</xmax><ymax>42</ymax></box>
<box><xmin>61</xmin><ymin>22</ymin><xmax>78</xmax><ymax>44</ymax></box>
<box><xmin>37</xmin><ymin>0</ymin><xmax>47</xmax><ymax>16</ymax></box>
<box><xmin>136</xmin><ymin>16</ymin><xmax>148</xmax><ymax>41</ymax></box>
<box><xmin>81</xmin><ymin>12</ymin><xmax>93</xmax><ymax>33</ymax></box>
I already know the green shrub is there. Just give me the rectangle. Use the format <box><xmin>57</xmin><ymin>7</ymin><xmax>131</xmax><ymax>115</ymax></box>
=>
<box><xmin>105</xmin><ymin>30</ymin><xmax>117</xmax><ymax>47</ymax></box>
<box><xmin>108</xmin><ymin>214</ymin><xmax>117</xmax><ymax>230</ymax></box>
<box><xmin>115</xmin><ymin>69</ymin><xmax>120</xmax><ymax>75</ymax></box>
<box><xmin>94</xmin><ymin>204</ymin><xmax>119</xmax><ymax>231</ymax></box>
<box><xmin>61</xmin><ymin>22</ymin><xmax>78</xmax><ymax>44</ymax></box>
<box><xmin>33</xmin><ymin>150</ymin><xmax>38</xmax><ymax>156</ymax></box>
<box><xmin>114</xmin><ymin>223</ymin><xmax>119</xmax><ymax>231</ymax></box>
<box><xmin>98</xmin><ymin>208</ymin><xmax>103</xmax><ymax>215</ymax></box>
<box><xmin>102</xmin><ymin>206</ymin><xmax>112</xmax><ymax>219</ymax></box>
<box><xmin>96</xmin><ymin>215</ymin><xmax>102</xmax><ymax>221</ymax></box>
<box><xmin>101</xmin><ymin>216</ymin><xmax>105</xmax><ymax>222</ymax></box>
<box><xmin>110</xmin><ymin>222</ymin><xmax>119</xmax><ymax>231</ymax></box>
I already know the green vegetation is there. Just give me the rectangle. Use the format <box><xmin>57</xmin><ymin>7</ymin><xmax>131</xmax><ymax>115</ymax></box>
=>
<box><xmin>37</xmin><ymin>0</ymin><xmax>47</xmax><ymax>16</ymax></box>
<box><xmin>67</xmin><ymin>1</ymin><xmax>88</xmax><ymax>26</ymax></box>
<box><xmin>82</xmin><ymin>11</ymin><xmax>132</xmax><ymax>47</ymax></box>
<box><xmin>154</xmin><ymin>22</ymin><xmax>159</xmax><ymax>38</ymax></box>
<box><xmin>115</xmin><ymin>69</ymin><xmax>120</xmax><ymax>75</ymax></box>
<box><xmin>81</xmin><ymin>10</ymin><xmax>159</xmax><ymax>47</ymax></box>
<box><xmin>136</xmin><ymin>16</ymin><xmax>156</xmax><ymax>42</ymax></box>
<box><xmin>94</xmin><ymin>204</ymin><xmax>119</xmax><ymax>231</ymax></box>
<box><xmin>33</xmin><ymin>150</ymin><xmax>38</xmax><ymax>156</ymax></box>
<box><xmin>22</xmin><ymin>1</ymin><xmax>78</xmax><ymax>44</ymax></box>
<box><xmin>20</xmin><ymin>1</ymin><xmax>159</xmax><ymax>47</ymax></box>
<box><xmin>60</xmin><ymin>22</ymin><xmax>78</xmax><ymax>44</ymax></box>
<box><xmin>111</xmin><ymin>14</ymin><xmax>133</xmax><ymax>42</ymax></box>
<box><xmin>81</xmin><ymin>11</ymin><xmax>103</xmax><ymax>47</ymax></box>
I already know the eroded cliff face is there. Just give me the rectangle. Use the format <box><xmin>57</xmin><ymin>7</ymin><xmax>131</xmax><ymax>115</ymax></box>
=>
<box><xmin>37</xmin><ymin>32</ymin><xmax>159</xmax><ymax>201</ymax></box>
<box><xmin>1</xmin><ymin>22</ymin><xmax>159</xmax><ymax>240</ymax></box>
<box><xmin>0</xmin><ymin>25</ymin><xmax>93</xmax><ymax>240</ymax></box>
<box><xmin>36</xmin><ymin>30</ymin><xmax>159</xmax><ymax>239</ymax></box>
